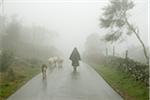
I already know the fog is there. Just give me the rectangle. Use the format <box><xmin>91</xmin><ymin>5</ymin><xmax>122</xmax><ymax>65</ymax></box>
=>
<box><xmin>1</xmin><ymin>0</ymin><xmax>148</xmax><ymax>61</ymax></box>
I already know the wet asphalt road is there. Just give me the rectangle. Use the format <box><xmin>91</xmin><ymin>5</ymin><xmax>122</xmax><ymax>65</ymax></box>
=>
<box><xmin>7</xmin><ymin>61</ymin><xmax>123</xmax><ymax>100</ymax></box>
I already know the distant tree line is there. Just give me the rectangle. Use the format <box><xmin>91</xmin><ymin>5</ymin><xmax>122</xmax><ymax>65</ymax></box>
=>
<box><xmin>0</xmin><ymin>15</ymin><xmax>60</xmax><ymax>72</ymax></box>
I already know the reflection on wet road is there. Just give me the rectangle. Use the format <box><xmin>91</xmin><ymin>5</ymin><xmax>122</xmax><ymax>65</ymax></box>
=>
<box><xmin>7</xmin><ymin>61</ymin><xmax>123</xmax><ymax>100</ymax></box>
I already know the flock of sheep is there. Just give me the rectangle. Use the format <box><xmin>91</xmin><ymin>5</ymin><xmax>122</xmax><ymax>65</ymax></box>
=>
<box><xmin>48</xmin><ymin>56</ymin><xmax>64</xmax><ymax>69</ymax></box>
<box><xmin>42</xmin><ymin>56</ymin><xmax>64</xmax><ymax>79</ymax></box>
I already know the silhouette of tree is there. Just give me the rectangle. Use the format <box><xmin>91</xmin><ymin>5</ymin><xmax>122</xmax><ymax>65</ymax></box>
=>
<box><xmin>100</xmin><ymin>0</ymin><xmax>148</xmax><ymax>64</ymax></box>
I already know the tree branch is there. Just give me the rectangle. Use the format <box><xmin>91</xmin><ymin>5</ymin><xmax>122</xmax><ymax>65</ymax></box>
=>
<box><xmin>125</xmin><ymin>17</ymin><xmax>149</xmax><ymax>64</ymax></box>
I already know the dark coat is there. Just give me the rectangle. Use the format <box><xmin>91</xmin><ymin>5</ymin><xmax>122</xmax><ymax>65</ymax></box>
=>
<box><xmin>69</xmin><ymin>48</ymin><xmax>81</xmax><ymax>66</ymax></box>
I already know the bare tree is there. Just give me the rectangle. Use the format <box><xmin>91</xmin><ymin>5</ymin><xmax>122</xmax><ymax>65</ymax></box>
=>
<box><xmin>100</xmin><ymin>0</ymin><xmax>148</xmax><ymax>64</ymax></box>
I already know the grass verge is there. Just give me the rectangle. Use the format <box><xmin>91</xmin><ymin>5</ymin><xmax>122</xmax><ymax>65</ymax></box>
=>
<box><xmin>0</xmin><ymin>62</ymin><xmax>41</xmax><ymax>100</ymax></box>
<box><xmin>91</xmin><ymin>64</ymin><xmax>149</xmax><ymax>100</ymax></box>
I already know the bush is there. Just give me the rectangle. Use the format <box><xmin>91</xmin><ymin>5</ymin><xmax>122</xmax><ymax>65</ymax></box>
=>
<box><xmin>0</xmin><ymin>50</ymin><xmax>14</xmax><ymax>72</ymax></box>
<box><xmin>26</xmin><ymin>58</ymin><xmax>41</xmax><ymax>66</ymax></box>
<box><xmin>105</xmin><ymin>56</ymin><xmax>149</xmax><ymax>86</ymax></box>
<box><xmin>7</xmin><ymin>68</ymin><xmax>16</xmax><ymax>81</ymax></box>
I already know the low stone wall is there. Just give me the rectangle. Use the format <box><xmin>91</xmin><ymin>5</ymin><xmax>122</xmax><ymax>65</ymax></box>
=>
<box><xmin>105</xmin><ymin>56</ymin><xmax>149</xmax><ymax>86</ymax></box>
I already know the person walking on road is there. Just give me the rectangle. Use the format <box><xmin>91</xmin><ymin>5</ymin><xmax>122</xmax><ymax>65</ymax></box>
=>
<box><xmin>69</xmin><ymin>47</ymin><xmax>81</xmax><ymax>71</ymax></box>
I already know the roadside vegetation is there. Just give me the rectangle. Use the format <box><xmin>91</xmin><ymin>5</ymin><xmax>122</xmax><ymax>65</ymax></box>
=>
<box><xmin>91</xmin><ymin>63</ymin><xmax>149</xmax><ymax>100</ymax></box>
<box><xmin>83</xmin><ymin>32</ymin><xmax>149</xmax><ymax>100</ymax></box>
<box><xmin>84</xmin><ymin>55</ymin><xmax>149</xmax><ymax>100</ymax></box>
<box><xmin>0</xmin><ymin>15</ymin><xmax>60</xmax><ymax>100</ymax></box>
<box><xmin>83</xmin><ymin>0</ymin><xmax>149</xmax><ymax>99</ymax></box>
<box><xmin>0</xmin><ymin>56</ymin><xmax>41</xmax><ymax>100</ymax></box>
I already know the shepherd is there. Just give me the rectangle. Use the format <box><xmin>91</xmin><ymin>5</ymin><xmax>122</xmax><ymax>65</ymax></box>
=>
<box><xmin>69</xmin><ymin>47</ymin><xmax>81</xmax><ymax>71</ymax></box>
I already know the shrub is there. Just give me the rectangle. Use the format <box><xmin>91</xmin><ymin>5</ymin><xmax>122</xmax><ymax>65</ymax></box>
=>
<box><xmin>7</xmin><ymin>68</ymin><xmax>16</xmax><ymax>81</ymax></box>
<box><xmin>0</xmin><ymin>50</ymin><xmax>14</xmax><ymax>72</ymax></box>
<box><xmin>105</xmin><ymin>56</ymin><xmax>149</xmax><ymax>86</ymax></box>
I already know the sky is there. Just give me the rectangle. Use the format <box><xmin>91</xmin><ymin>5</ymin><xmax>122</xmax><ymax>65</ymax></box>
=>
<box><xmin>0</xmin><ymin>0</ymin><xmax>149</xmax><ymax>56</ymax></box>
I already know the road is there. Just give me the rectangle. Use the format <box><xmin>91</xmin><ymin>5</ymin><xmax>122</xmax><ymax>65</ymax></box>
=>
<box><xmin>7</xmin><ymin>61</ymin><xmax>123</xmax><ymax>100</ymax></box>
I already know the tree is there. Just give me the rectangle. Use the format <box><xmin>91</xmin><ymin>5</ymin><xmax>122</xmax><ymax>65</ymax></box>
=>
<box><xmin>0</xmin><ymin>50</ymin><xmax>14</xmax><ymax>72</ymax></box>
<box><xmin>7</xmin><ymin>68</ymin><xmax>16</xmax><ymax>81</ymax></box>
<box><xmin>83</xmin><ymin>33</ymin><xmax>105</xmax><ymax>64</ymax></box>
<box><xmin>1</xmin><ymin>16</ymin><xmax>22</xmax><ymax>53</ymax></box>
<box><xmin>0</xmin><ymin>15</ymin><xmax>6</xmax><ymax>49</ymax></box>
<box><xmin>100</xmin><ymin>0</ymin><xmax>149</xmax><ymax>64</ymax></box>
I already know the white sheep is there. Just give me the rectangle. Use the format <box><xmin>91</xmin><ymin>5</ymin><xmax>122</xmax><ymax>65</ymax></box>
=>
<box><xmin>57</xmin><ymin>57</ymin><xmax>64</xmax><ymax>68</ymax></box>
<box><xmin>48</xmin><ymin>56</ymin><xmax>64</xmax><ymax>68</ymax></box>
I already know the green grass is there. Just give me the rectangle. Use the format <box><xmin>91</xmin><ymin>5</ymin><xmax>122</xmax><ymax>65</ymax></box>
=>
<box><xmin>0</xmin><ymin>80</ymin><xmax>22</xmax><ymax>99</ymax></box>
<box><xmin>91</xmin><ymin>64</ymin><xmax>149</xmax><ymax>100</ymax></box>
<box><xmin>0</xmin><ymin>64</ymin><xmax>41</xmax><ymax>100</ymax></box>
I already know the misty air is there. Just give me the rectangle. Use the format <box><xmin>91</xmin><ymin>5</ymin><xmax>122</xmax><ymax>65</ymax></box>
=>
<box><xmin>0</xmin><ymin>0</ymin><xmax>149</xmax><ymax>100</ymax></box>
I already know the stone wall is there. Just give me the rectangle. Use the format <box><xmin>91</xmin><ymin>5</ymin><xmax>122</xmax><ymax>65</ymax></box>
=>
<box><xmin>105</xmin><ymin>56</ymin><xmax>149</xmax><ymax>86</ymax></box>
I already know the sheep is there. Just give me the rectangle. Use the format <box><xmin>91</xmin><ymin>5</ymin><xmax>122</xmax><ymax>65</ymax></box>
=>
<box><xmin>48</xmin><ymin>57</ymin><xmax>56</xmax><ymax>69</ymax></box>
<box><xmin>48</xmin><ymin>56</ymin><xmax>64</xmax><ymax>69</ymax></box>
<box><xmin>48</xmin><ymin>57</ymin><xmax>55</xmax><ymax>65</ymax></box>
<box><xmin>57</xmin><ymin>57</ymin><xmax>64</xmax><ymax>68</ymax></box>
<box><xmin>41</xmin><ymin>64</ymin><xmax>48</xmax><ymax>79</ymax></box>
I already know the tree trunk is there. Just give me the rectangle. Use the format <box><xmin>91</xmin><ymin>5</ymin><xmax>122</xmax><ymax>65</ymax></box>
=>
<box><xmin>125</xmin><ymin>50</ymin><xmax>128</xmax><ymax>59</ymax></box>
<box><xmin>134</xmin><ymin>33</ymin><xmax>149</xmax><ymax>63</ymax></box>
<box><xmin>125</xmin><ymin>17</ymin><xmax>149</xmax><ymax>64</ymax></box>
<box><xmin>106</xmin><ymin>47</ymin><xmax>108</xmax><ymax>57</ymax></box>
<box><xmin>113</xmin><ymin>46</ymin><xmax>115</xmax><ymax>56</ymax></box>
